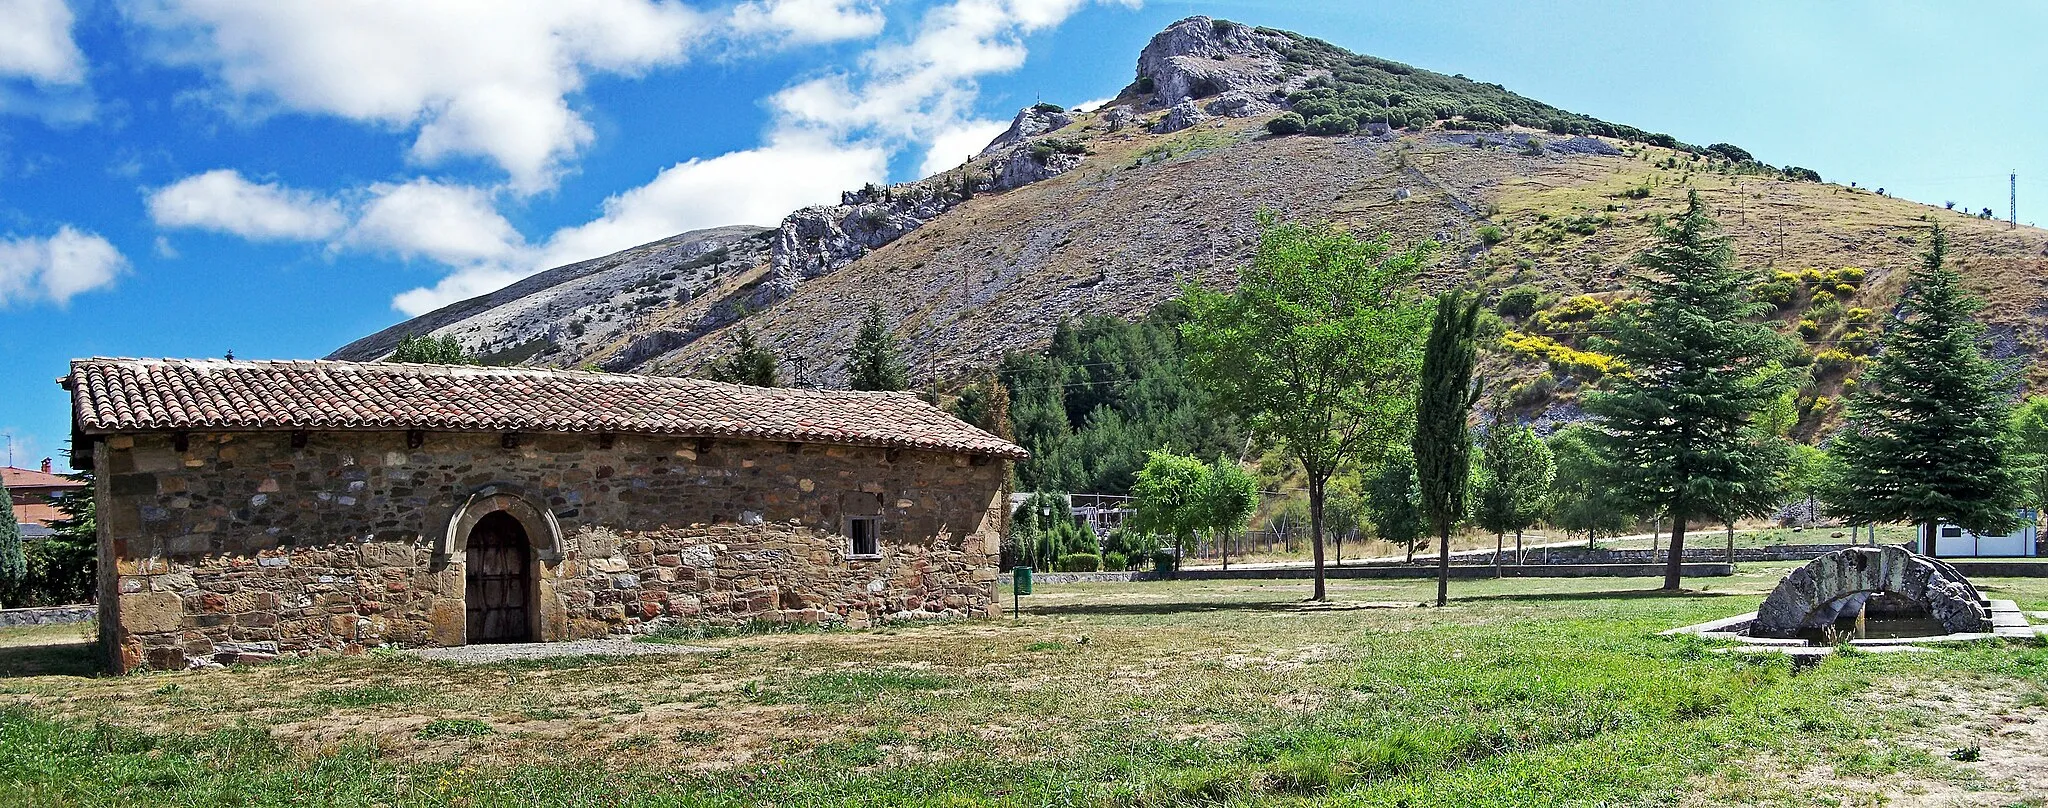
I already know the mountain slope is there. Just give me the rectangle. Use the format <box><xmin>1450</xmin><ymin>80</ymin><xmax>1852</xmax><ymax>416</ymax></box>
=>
<box><xmin>332</xmin><ymin>16</ymin><xmax>2048</xmax><ymax>423</ymax></box>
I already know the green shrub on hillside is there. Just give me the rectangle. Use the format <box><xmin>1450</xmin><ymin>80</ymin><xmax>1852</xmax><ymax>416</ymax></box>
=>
<box><xmin>1306</xmin><ymin>114</ymin><xmax>1355</xmax><ymax>135</ymax></box>
<box><xmin>1265</xmin><ymin>113</ymin><xmax>1306</xmax><ymax>135</ymax></box>
<box><xmin>1495</xmin><ymin>285</ymin><xmax>1543</xmax><ymax>319</ymax></box>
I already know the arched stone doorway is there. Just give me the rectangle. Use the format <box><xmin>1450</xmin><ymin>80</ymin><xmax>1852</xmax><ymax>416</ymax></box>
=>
<box><xmin>465</xmin><ymin>511</ymin><xmax>535</xmax><ymax>643</ymax></box>
<box><xmin>438</xmin><ymin>484</ymin><xmax>564</xmax><ymax>645</ymax></box>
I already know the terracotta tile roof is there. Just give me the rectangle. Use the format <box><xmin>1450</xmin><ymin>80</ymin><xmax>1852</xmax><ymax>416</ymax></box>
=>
<box><xmin>66</xmin><ymin>358</ymin><xmax>1027</xmax><ymax>459</ymax></box>
<box><xmin>2</xmin><ymin>467</ymin><xmax>81</xmax><ymax>490</ymax></box>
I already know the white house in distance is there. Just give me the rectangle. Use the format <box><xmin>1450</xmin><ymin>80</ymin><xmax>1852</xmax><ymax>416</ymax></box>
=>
<box><xmin>1928</xmin><ymin>509</ymin><xmax>2040</xmax><ymax>557</ymax></box>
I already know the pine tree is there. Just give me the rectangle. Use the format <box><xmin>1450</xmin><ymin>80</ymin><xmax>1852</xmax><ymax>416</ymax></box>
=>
<box><xmin>1414</xmin><ymin>290</ymin><xmax>1482</xmax><ymax>606</ymax></box>
<box><xmin>846</xmin><ymin>304</ymin><xmax>911</xmax><ymax>391</ymax></box>
<box><xmin>1473</xmin><ymin>399</ymin><xmax>1555</xmax><ymax>570</ymax></box>
<box><xmin>0</xmin><ymin>487</ymin><xmax>22</xmax><ymax>607</ymax></box>
<box><xmin>1584</xmin><ymin>191</ymin><xmax>1793</xmax><ymax>590</ymax></box>
<box><xmin>705</xmin><ymin>326</ymin><xmax>781</xmax><ymax>387</ymax></box>
<box><xmin>1825</xmin><ymin>224</ymin><xmax>2024</xmax><ymax>547</ymax></box>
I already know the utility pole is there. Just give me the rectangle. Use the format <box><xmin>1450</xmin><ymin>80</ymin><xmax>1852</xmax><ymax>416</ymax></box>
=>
<box><xmin>2011</xmin><ymin>172</ymin><xmax>2018</xmax><ymax>229</ymax></box>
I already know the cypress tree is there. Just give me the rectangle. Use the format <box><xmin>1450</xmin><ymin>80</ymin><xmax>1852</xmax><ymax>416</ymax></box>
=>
<box><xmin>1414</xmin><ymin>290</ymin><xmax>1482</xmax><ymax>607</ymax></box>
<box><xmin>846</xmin><ymin>304</ymin><xmax>911</xmax><ymax>391</ymax></box>
<box><xmin>1824</xmin><ymin>224</ymin><xmax>2023</xmax><ymax>547</ymax></box>
<box><xmin>705</xmin><ymin>326</ymin><xmax>781</xmax><ymax>387</ymax></box>
<box><xmin>1584</xmin><ymin>191</ymin><xmax>1793</xmax><ymax>590</ymax></box>
<box><xmin>0</xmin><ymin>487</ymin><xmax>22</xmax><ymax>606</ymax></box>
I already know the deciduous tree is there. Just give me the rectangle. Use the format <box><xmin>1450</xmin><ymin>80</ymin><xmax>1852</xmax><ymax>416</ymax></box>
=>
<box><xmin>1474</xmin><ymin>400</ymin><xmax>1555</xmax><ymax>569</ymax></box>
<box><xmin>1182</xmin><ymin>213</ymin><xmax>1433</xmax><ymax>600</ymax></box>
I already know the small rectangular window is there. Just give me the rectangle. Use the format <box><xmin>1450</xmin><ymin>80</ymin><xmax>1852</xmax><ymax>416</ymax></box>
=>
<box><xmin>1941</xmin><ymin>526</ymin><xmax>1964</xmax><ymax>538</ymax></box>
<box><xmin>848</xmin><ymin>516</ymin><xmax>880</xmax><ymax>557</ymax></box>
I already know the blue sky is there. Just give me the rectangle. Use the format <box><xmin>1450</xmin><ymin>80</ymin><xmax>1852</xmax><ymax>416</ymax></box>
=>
<box><xmin>1</xmin><ymin>0</ymin><xmax>2043</xmax><ymax>467</ymax></box>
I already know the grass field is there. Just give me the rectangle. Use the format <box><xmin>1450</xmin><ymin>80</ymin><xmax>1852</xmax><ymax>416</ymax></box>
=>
<box><xmin>6</xmin><ymin>566</ymin><xmax>2048</xmax><ymax>806</ymax></box>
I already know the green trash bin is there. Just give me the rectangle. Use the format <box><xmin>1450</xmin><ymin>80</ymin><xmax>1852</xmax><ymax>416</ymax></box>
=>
<box><xmin>1012</xmin><ymin>566</ymin><xmax>1033</xmax><ymax>595</ymax></box>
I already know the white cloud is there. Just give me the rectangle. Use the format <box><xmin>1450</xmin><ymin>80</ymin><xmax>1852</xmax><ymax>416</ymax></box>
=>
<box><xmin>0</xmin><ymin>226</ymin><xmax>125</xmax><ymax>306</ymax></box>
<box><xmin>345</xmin><ymin>178</ymin><xmax>523</xmax><ymax>266</ymax></box>
<box><xmin>130</xmin><ymin>0</ymin><xmax>707</xmax><ymax>193</ymax></box>
<box><xmin>771</xmin><ymin>0</ymin><xmax>1119</xmax><ymax>153</ymax></box>
<box><xmin>917</xmin><ymin>118</ymin><xmax>1006</xmax><ymax>176</ymax></box>
<box><xmin>0</xmin><ymin>0</ymin><xmax>87</xmax><ymax>85</ymax></box>
<box><xmin>390</xmin><ymin>266</ymin><xmax>528</xmax><ymax>319</ymax></box>
<box><xmin>728</xmin><ymin>0</ymin><xmax>885</xmax><ymax>44</ymax></box>
<box><xmin>1071</xmin><ymin>96</ymin><xmax>1113</xmax><ymax>112</ymax></box>
<box><xmin>146</xmin><ymin>169</ymin><xmax>347</xmax><ymax>241</ymax></box>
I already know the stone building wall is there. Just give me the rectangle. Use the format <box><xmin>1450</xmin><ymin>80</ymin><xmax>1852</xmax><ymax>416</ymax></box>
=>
<box><xmin>96</xmin><ymin>430</ymin><xmax>1007</xmax><ymax>672</ymax></box>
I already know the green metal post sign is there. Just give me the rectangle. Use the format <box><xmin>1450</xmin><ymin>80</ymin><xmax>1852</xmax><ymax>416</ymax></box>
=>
<box><xmin>1011</xmin><ymin>566</ymin><xmax>1032</xmax><ymax>618</ymax></box>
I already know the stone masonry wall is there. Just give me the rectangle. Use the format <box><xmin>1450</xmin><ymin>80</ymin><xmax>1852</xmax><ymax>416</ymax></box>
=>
<box><xmin>96</xmin><ymin>431</ymin><xmax>1007</xmax><ymax>672</ymax></box>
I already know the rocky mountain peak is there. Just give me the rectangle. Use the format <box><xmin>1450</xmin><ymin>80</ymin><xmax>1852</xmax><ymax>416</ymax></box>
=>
<box><xmin>1126</xmin><ymin>16</ymin><xmax>1297</xmax><ymax>131</ymax></box>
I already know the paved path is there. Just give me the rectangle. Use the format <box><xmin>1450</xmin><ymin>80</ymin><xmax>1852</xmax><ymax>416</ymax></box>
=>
<box><xmin>402</xmin><ymin>638</ymin><xmax>717</xmax><ymax>664</ymax></box>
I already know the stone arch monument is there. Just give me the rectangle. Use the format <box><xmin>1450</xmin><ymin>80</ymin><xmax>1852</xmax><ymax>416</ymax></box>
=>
<box><xmin>1753</xmin><ymin>545</ymin><xmax>1990</xmax><ymax>638</ymax></box>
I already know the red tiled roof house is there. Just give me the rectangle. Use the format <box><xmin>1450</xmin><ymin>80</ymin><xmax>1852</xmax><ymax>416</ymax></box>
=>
<box><xmin>5</xmin><ymin>460</ymin><xmax>85</xmax><ymax>539</ymax></box>
<box><xmin>65</xmin><ymin>358</ymin><xmax>1024</xmax><ymax>673</ymax></box>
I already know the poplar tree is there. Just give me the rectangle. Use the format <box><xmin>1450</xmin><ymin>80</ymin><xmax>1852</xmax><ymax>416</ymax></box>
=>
<box><xmin>1474</xmin><ymin>400</ymin><xmax>1555</xmax><ymax>569</ymax></box>
<box><xmin>847</xmin><ymin>304</ymin><xmax>912</xmax><ymax>391</ymax></box>
<box><xmin>1824</xmin><ymin>224</ymin><xmax>2023</xmax><ymax>547</ymax></box>
<box><xmin>1415</xmin><ymin>290</ymin><xmax>1482</xmax><ymax>606</ymax></box>
<box><xmin>1584</xmin><ymin>191</ymin><xmax>1793</xmax><ymax>590</ymax></box>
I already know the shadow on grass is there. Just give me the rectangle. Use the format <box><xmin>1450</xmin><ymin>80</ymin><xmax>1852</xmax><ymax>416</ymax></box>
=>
<box><xmin>1452</xmin><ymin>588</ymin><xmax>1746</xmax><ymax>604</ymax></box>
<box><xmin>0</xmin><ymin>641</ymin><xmax>99</xmax><ymax>678</ymax></box>
<box><xmin>1020</xmin><ymin>600</ymin><xmax>1353</xmax><ymax>617</ymax></box>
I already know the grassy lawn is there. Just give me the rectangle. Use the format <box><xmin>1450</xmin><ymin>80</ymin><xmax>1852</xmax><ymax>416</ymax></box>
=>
<box><xmin>6</xmin><ymin>568</ymin><xmax>2048</xmax><ymax>805</ymax></box>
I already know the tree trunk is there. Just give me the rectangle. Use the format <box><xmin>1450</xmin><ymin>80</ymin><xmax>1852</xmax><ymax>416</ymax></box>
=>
<box><xmin>1514</xmin><ymin>529</ymin><xmax>1524</xmax><ymax>566</ymax></box>
<box><xmin>1664</xmin><ymin>514</ymin><xmax>1688</xmax><ymax>591</ymax></box>
<box><xmin>1335</xmin><ymin>530</ymin><xmax>1343</xmax><ymax>568</ymax></box>
<box><xmin>1650</xmin><ymin>529</ymin><xmax>1659</xmax><ymax>567</ymax></box>
<box><xmin>1921</xmin><ymin>521</ymin><xmax>1936</xmax><ymax>557</ymax></box>
<box><xmin>1221</xmin><ymin>529</ymin><xmax>1229</xmax><ymax>571</ymax></box>
<box><xmin>1436</xmin><ymin>523</ymin><xmax>1451</xmax><ymax>607</ymax></box>
<box><xmin>1725</xmin><ymin>521</ymin><xmax>1735</xmax><ymax>564</ymax></box>
<box><xmin>1308</xmin><ymin>477</ymin><xmax>1328</xmax><ymax>601</ymax></box>
<box><xmin>1494</xmin><ymin>530</ymin><xmax>1504</xmax><ymax>577</ymax></box>
<box><xmin>1405</xmin><ymin>534</ymin><xmax>1414</xmax><ymax>564</ymax></box>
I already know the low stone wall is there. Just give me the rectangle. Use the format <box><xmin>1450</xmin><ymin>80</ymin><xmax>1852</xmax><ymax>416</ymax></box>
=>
<box><xmin>0</xmin><ymin>605</ymin><xmax>97</xmax><ymax>627</ymax></box>
<box><xmin>1499</xmin><ymin>544</ymin><xmax>1876</xmax><ymax>565</ymax></box>
<box><xmin>1174</xmin><ymin>563</ymin><xmax>1734</xmax><ymax>581</ymax></box>
<box><xmin>1941</xmin><ymin>561</ymin><xmax>2048</xmax><ymax>578</ymax></box>
<box><xmin>1015</xmin><ymin>564</ymin><xmax>1736</xmax><ymax>584</ymax></box>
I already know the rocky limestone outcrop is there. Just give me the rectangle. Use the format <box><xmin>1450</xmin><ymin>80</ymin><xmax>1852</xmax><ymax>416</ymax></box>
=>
<box><xmin>1150</xmin><ymin>98</ymin><xmax>1205</xmax><ymax>134</ymax></box>
<box><xmin>769</xmin><ymin>186</ymin><xmax>957</xmax><ymax>295</ymax></box>
<box><xmin>1132</xmin><ymin>16</ymin><xmax>1294</xmax><ymax>116</ymax></box>
<box><xmin>981</xmin><ymin>104</ymin><xmax>1077</xmax><ymax>155</ymax></box>
<box><xmin>1752</xmin><ymin>545</ymin><xmax>1990</xmax><ymax>638</ymax></box>
<box><xmin>1102</xmin><ymin>105</ymin><xmax>1137</xmax><ymax>132</ymax></box>
<box><xmin>985</xmin><ymin>142</ymin><xmax>1084</xmax><ymax>192</ymax></box>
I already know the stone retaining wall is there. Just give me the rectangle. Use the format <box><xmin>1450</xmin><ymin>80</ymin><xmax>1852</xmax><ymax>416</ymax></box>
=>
<box><xmin>97</xmin><ymin>430</ymin><xmax>1007</xmax><ymax>672</ymax></box>
<box><xmin>0</xmin><ymin>605</ymin><xmax>96</xmax><ymax>627</ymax></box>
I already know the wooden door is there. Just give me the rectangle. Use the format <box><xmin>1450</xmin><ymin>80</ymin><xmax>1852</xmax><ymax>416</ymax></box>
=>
<box><xmin>465</xmin><ymin>511</ymin><xmax>533</xmax><ymax>643</ymax></box>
